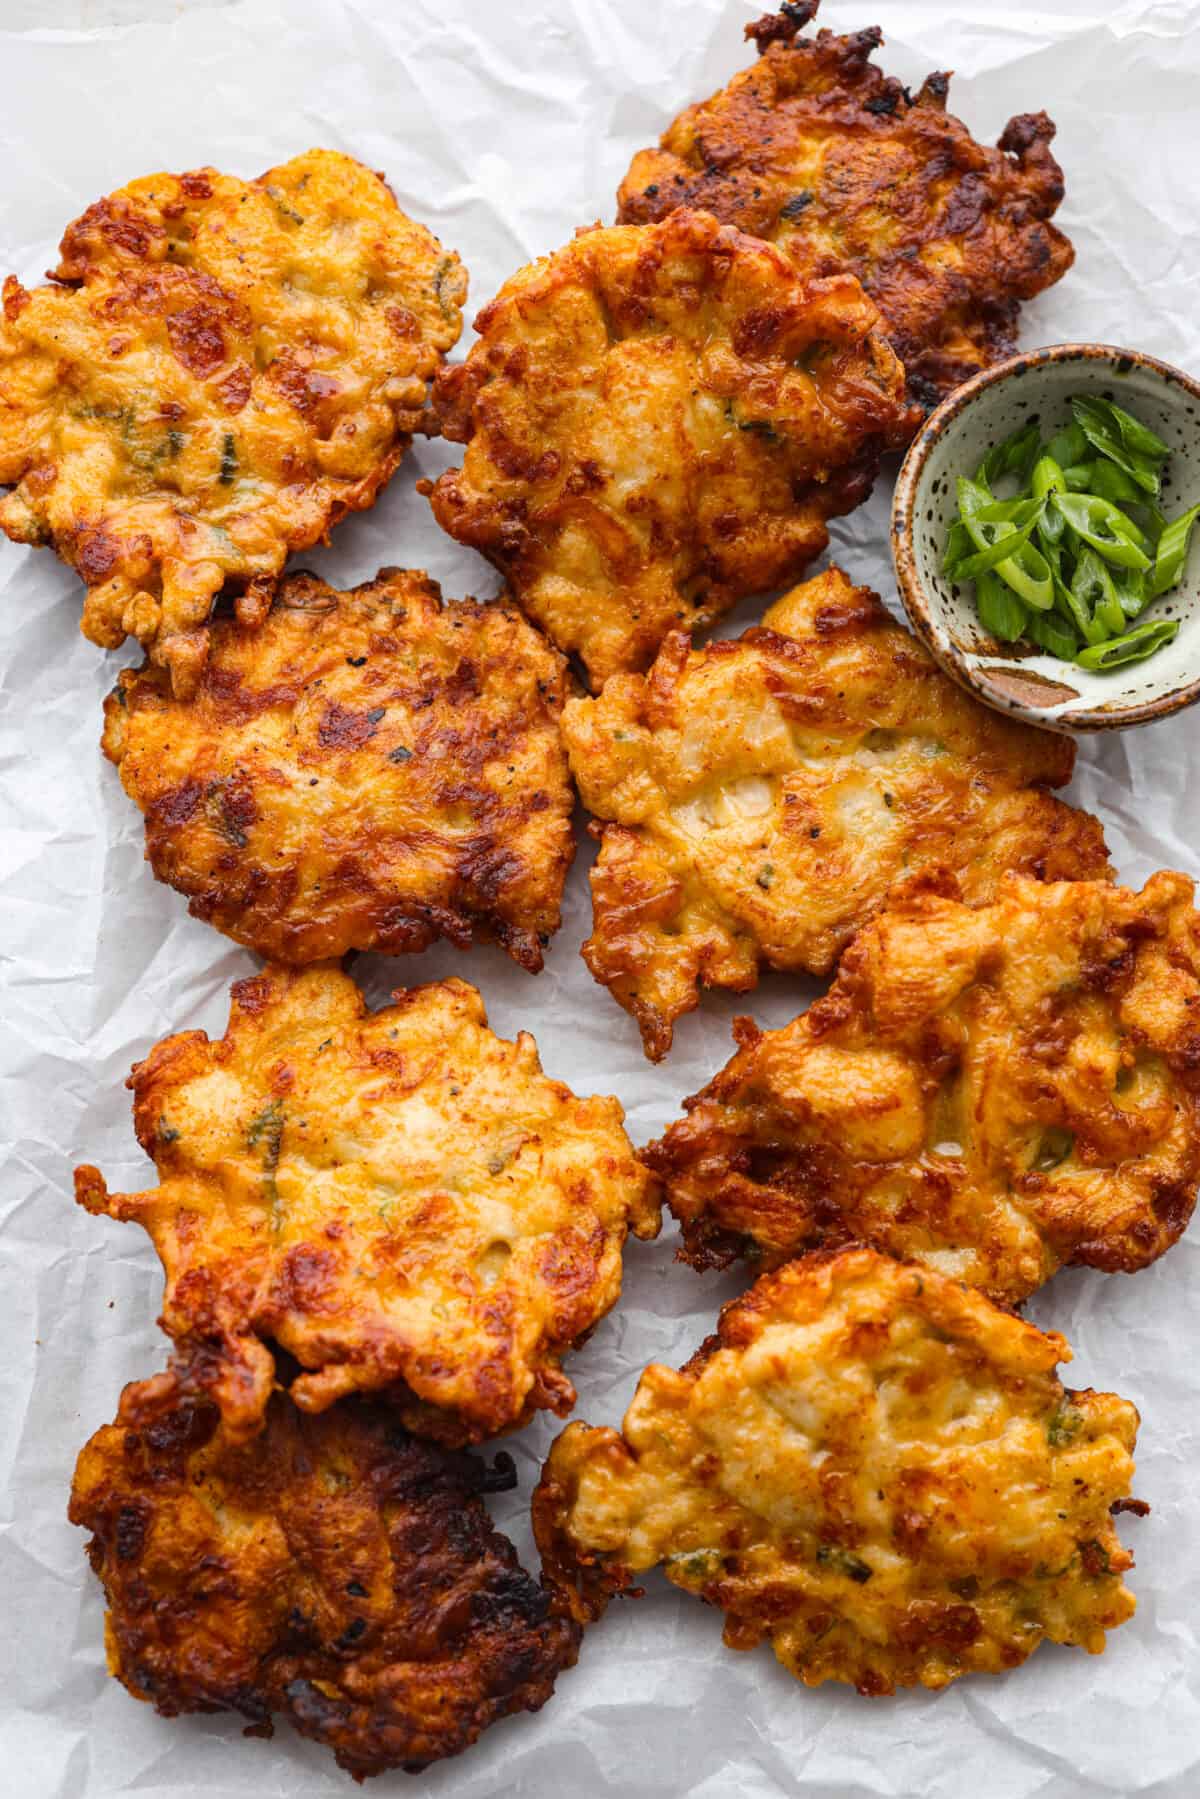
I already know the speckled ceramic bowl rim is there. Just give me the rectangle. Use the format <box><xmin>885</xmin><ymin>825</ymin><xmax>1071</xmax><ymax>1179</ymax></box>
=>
<box><xmin>892</xmin><ymin>342</ymin><xmax>1200</xmax><ymax>732</ymax></box>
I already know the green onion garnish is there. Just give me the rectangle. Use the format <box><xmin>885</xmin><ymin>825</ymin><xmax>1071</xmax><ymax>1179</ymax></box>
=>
<box><xmin>943</xmin><ymin>391</ymin><xmax>1190</xmax><ymax>675</ymax></box>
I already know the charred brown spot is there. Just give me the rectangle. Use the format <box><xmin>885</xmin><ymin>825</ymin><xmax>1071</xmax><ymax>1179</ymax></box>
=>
<box><xmin>150</xmin><ymin>778</ymin><xmax>205</xmax><ymax>828</ymax></box>
<box><xmin>270</xmin><ymin>351</ymin><xmax>342</xmax><ymax>416</ymax></box>
<box><xmin>59</xmin><ymin>197</ymin><xmax>162</xmax><ymax>274</ymax></box>
<box><xmin>271</xmin><ymin>1246</ymin><xmax>340</xmax><ymax>1314</ymax></box>
<box><xmin>166</xmin><ymin>303</ymin><xmax>228</xmax><ymax>378</ymax></box>
<box><xmin>75</xmin><ymin>527</ymin><xmax>121</xmax><ymax>583</ymax></box>
<box><xmin>230</xmin><ymin>973</ymin><xmax>276</xmax><ymax>1016</ymax></box>
<box><xmin>731</xmin><ymin>308</ymin><xmax>786</xmax><ymax>357</ymax></box>
<box><xmin>896</xmin><ymin>1600</ymin><xmax>983</xmax><ymax>1651</ymax></box>
<box><xmin>386</xmin><ymin>303</ymin><xmax>420</xmax><ymax>338</ymax></box>
<box><xmin>114</xmin><ymin>1503</ymin><xmax>148</xmax><ymax>1561</ymax></box>
<box><xmin>217</xmin><ymin>363</ymin><xmax>253</xmax><ymax>412</ymax></box>
<box><xmin>317</xmin><ymin>701</ymin><xmax>386</xmax><ymax>750</ymax></box>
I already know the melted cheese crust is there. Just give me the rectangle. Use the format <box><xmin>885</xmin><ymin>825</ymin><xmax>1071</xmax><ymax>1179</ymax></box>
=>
<box><xmin>534</xmin><ymin>1248</ymin><xmax>1141</xmax><ymax>1694</ymax></box>
<box><xmin>0</xmin><ymin>150</ymin><xmax>465</xmax><ymax>693</ymax></box>
<box><xmin>564</xmin><ymin>567</ymin><xmax>1110</xmax><ymax>1059</ymax></box>
<box><xmin>650</xmin><ymin>871</ymin><xmax>1200</xmax><ymax>1302</ymax></box>
<box><xmin>428</xmin><ymin>209</ymin><xmax>913</xmax><ymax>690</ymax></box>
<box><xmin>617</xmin><ymin>6</ymin><xmax>1073</xmax><ymax>411</ymax></box>
<box><xmin>75</xmin><ymin>965</ymin><xmax>660</xmax><ymax>1443</ymax></box>
<box><xmin>102</xmin><ymin>568</ymin><xmax>574</xmax><ymax>969</ymax></box>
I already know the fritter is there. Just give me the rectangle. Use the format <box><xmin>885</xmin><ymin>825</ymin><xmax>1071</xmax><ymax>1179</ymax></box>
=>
<box><xmin>75</xmin><ymin>964</ymin><xmax>660</xmax><ymax>1444</ymax></box>
<box><xmin>425</xmin><ymin>207</ymin><xmax>914</xmax><ymax>690</ymax></box>
<box><xmin>649</xmin><ymin>871</ymin><xmax>1200</xmax><ymax>1303</ymax></box>
<box><xmin>565</xmin><ymin>565</ymin><xmax>1110</xmax><ymax>1060</ymax></box>
<box><xmin>0</xmin><ymin>149</ymin><xmax>466</xmax><ymax>695</ymax></box>
<box><xmin>102</xmin><ymin>567</ymin><xmax>573</xmax><ymax>971</ymax></box>
<box><xmin>534</xmin><ymin>1247</ymin><xmax>1143</xmax><ymax>1695</ymax></box>
<box><xmin>70</xmin><ymin>1382</ymin><xmax>580</xmax><ymax>1779</ymax></box>
<box><xmin>618</xmin><ymin>3</ymin><xmax>1074</xmax><ymax>412</ymax></box>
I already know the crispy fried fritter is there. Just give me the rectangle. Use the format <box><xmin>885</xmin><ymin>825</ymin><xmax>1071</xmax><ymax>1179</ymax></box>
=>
<box><xmin>649</xmin><ymin>872</ymin><xmax>1200</xmax><ymax>1303</ymax></box>
<box><xmin>533</xmin><ymin>1247</ymin><xmax>1142</xmax><ymax>1695</ymax></box>
<box><xmin>426</xmin><ymin>208</ymin><xmax>913</xmax><ymax>690</ymax></box>
<box><xmin>101</xmin><ymin>568</ymin><xmax>573</xmax><ymax>970</ymax></box>
<box><xmin>565</xmin><ymin>566</ymin><xmax>1110</xmax><ymax>1059</ymax></box>
<box><xmin>0</xmin><ymin>150</ymin><xmax>466</xmax><ymax>694</ymax></box>
<box><xmin>70</xmin><ymin>1383</ymin><xmax>580</xmax><ymax>1779</ymax></box>
<box><xmin>618</xmin><ymin>4</ymin><xmax>1073</xmax><ymax>411</ymax></box>
<box><xmin>75</xmin><ymin>965</ymin><xmax>660</xmax><ymax>1444</ymax></box>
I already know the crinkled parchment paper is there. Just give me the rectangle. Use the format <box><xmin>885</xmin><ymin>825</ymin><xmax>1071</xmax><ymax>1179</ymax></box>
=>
<box><xmin>2</xmin><ymin>2</ymin><xmax>1199</xmax><ymax>1794</ymax></box>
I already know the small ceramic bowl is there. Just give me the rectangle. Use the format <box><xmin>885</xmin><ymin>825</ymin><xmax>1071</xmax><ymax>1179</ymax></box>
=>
<box><xmin>891</xmin><ymin>343</ymin><xmax>1200</xmax><ymax>732</ymax></box>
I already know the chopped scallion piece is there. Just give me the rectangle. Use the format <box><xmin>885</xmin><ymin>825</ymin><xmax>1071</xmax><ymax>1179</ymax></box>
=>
<box><xmin>1076</xmin><ymin>617</ymin><xmax>1180</xmax><ymax>670</ymax></box>
<box><xmin>1147</xmin><ymin>502</ymin><xmax>1200</xmax><ymax>598</ymax></box>
<box><xmin>1026</xmin><ymin>610</ymin><xmax>1080</xmax><ymax>659</ymax></box>
<box><xmin>975</xmin><ymin>571</ymin><xmax>1028</xmax><ymax>641</ymax></box>
<box><xmin>1053</xmin><ymin>493</ymin><xmax>1150</xmax><ymax>569</ymax></box>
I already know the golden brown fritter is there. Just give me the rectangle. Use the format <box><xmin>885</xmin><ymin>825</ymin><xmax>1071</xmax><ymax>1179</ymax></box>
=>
<box><xmin>70</xmin><ymin>1383</ymin><xmax>580</xmax><ymax>1780</ymax></box>
<box><xmin>618</xmin><ymin>3</ymin><xmax>1074</xmax><ymax>412</ymax></box>
<box><xmin>649</xmin><ymin>871</ymin><xmax>1200</xmax><ymax>1304</ymax></box>
<box><xmin>565</xmin><ymin>566</ymin><xmax>1110</xmax><ymax>1060</ymax></box>
<box><xmin>426</xmin><ymin>208</ymin><xmax>914</xmax><ymax>691</ymax></box>
<box><xmin>102</xmin><ymin>567</ymin><xmax>573</xmax><ymax>971</ymax></box>
<box><xmin>0</xmin><ymin>150</ymin><xmax>466</xmax><ymax>694</ymax></box>
<box><xmin>534</xmin><ymin>1247</ymin><xmax>1143</xmax><ymax>1695</ymax></box>
<box><xmin>75</xmin><ymin>964</ymin><xmax>660</xmax><ymax>1445</ymax></box>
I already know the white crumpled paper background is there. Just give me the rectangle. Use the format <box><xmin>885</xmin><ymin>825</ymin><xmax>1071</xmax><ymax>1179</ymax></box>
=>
<box><xmin>2</xmin><ymin>1</ymin><xmax>1198</xmax><ymax>1794</ymax></box>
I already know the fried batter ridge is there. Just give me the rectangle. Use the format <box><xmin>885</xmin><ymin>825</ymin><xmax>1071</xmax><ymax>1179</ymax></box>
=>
<box><xmin>102</xmin><ymin>567</ymin><xmax>574</xmax><ymax>970</ymax></box>
<box><xmin>75</xmin><ymin>965</ymin><xmax>660</xmax><ymax>1444</ymax></box>
<box><xmin>70</xmin><ymin>1383</ymin><xmax>580</xmax><ymax>1779</ymax></box>
<box><xmin>618</xmin><ymin>3</ymin><xmax>1073</xmax><ymax>411</ymax></box>
<box><xmin>0</xmin><ymin>150</ymin><xmax>466</xmax><ymax>694</ymax></box>
<box><xmin>649</xmin><ymin>871</ymin><xmax>1200</xmax><ymax>1303</ymax></box>
<box><xmin>565</xmin><ymin>566</ymin><xmax>1110</xmax><ymax>1059</ymax></box>
<box><xmin>426</xmin><ymin>208</ymin><xmax>914</xmax><ymax>690</ymax></box>
<box><xmin>534</xmin><ymin>1247</ymin><xmax>1142</xmax><ymax>1695</ymax></box>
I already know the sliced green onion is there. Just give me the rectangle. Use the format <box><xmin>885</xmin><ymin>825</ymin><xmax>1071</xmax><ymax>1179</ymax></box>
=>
<box><xmin>1084</xmin><ymin>460</ymin><xmax>1145</xmax><ymax>507</ymax></box>
<box><xmin>949</xmin><ymin>526</ymin><xmax>1040</xmax><ymax>583</ymax></box>
<box><xmin>953</xmin><ymin>488</ymin><xmax>1053</xmax><ymax>607</ymax></box>
<box><xmin>1047</xmin><ymin>421</ymin><xmax>1087</xmax><ymax>469</ymax></box>
<box><xmin>1040</xmin><ymin>534</ymin><xmax>1063</xmax><ymax>574</ymax></box>
<box><xmin>1110</xmin><ymin>564</ymin><xmax>1148</xmax><ymax>619</ymax></box>
<box><xmin>1037</xmin><ymin>503</ymin><xmax>1064</xmax><ymax>547</ymax></box>
<box><xmin>941</xmin><ymin>519</ymin><xmax>974</xmax><ymax>576</ymax></box>
<box><xmin>1147</xmin><ymin>502</ymin><xmax>1200</xmax><ymax>598</ymax></box>
<box><xmin>1026</xmin><ymin>610</ymin><xmax>1081</xmax><ymax>659</ymax></box>
<box><xmin>1076</xmin><ymin>617</ymin><xmax>1180</xmax><ymax>670</ymax></box>
<box><xmin>1078</xmin><ymin>394</ymin><xmax>1169</xmax><ymax>463</ymax></box>
<box><xmin>1071</xmin><ymin>396</ymin><xmax>1163</xmax><ymax>495</ymax></box>
<box><xmin>1031</xmin><ymin>458</ymin><xmax>1068</xmax><ymax>544</ymax></box>
<box><xmin>956</xmin><ymin>475</ymin><xmax>992</xmax><ymax>521</ymax></box>
<box><xmin>975</xmin><ymin>419</ymin><xmax>1042</xmax><ymax>490</ymax></box>
<box><xmin>972</xmin><ymin>496</ymin><xmax>1044</xmax><ymax>527</ymax></box>
<box><xmin>996</xmin><ymin>539</ymin><xmax>1054</xmax><ymax>610</ymax></box>
<box><xmin>1031</xmin><ymin>456</ymin><xmax>1067</xmax><ymax>503</ymax></box>
<box><xmin>1132</xmin><ymin>500</ymin><xmax>1167</xmax><ymax>545</ymax></box>
<box><xmin>976</xmin><ymin>571</ymin><xmax>1028</xmax><ymax>641</ymax></box>
<box><xmin>1052</xmin><ymin>570</ymin><xmax>1108</xmax><ymax>646</ymax></box>
<box><xmin>1053</xmin><ymin>493</ymin><xmax>1151</xmax><ymax>569</ymax></box>
<box><xmin>1072</xmin><ymin>545</ymin><xmax>1126</xmax><ymax>637</ymax></box>
<box><xmin>952</xmin><ymin>492</ymin><xmax>1048</xmax><ymax>596</ymax></box>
